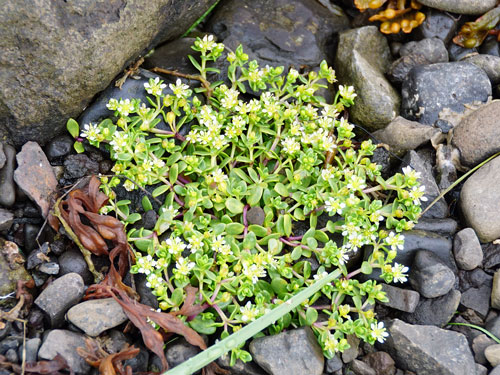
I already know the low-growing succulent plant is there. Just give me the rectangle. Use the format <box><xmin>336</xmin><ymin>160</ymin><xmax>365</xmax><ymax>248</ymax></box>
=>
<box><xmin>68</xmin><ymin>35</ymin><xmax>425</xmax><ymax>367</ymax></box>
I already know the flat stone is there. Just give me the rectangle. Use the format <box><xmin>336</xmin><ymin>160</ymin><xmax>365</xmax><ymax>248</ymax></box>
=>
<box><xmin>409</xmin><ymin>250</ymin><xmax>455</xmax><ymax>298</ymax></box>
<box><xmin>402</xmin><ymin>289</ymin><xmax>461</xmax><ymax>327</ymax></box>
<box><xmin>460</xmin><ymin>284</ymin><xmax>491</xmax><ymax>318</ymax></box>
<box><xmin>372</xmin><ymin>117</ymin><xmax>440</xmax><ymax>156</ymax></box>
<box><xmin>486</xmin><ymin>316</ymin><xmax>500</xmax><ymax>338</ymax></box>
<box><xmin>0</xmin><ymin>143</ymin><xmax>5</xmax><ymax>170</ymax></box>
<box><xmin>14</xmin><ymin>142</ymin><xmax>57</xmax><ymax>217</ymax></box>
<box><xmin>491</xmin><ymin>270</ymin><xmax>500</xmax><ymax>310</ymax></box>
<box><xmin>415</xmin><ymin>9</ymin><xmax>457</xmax><ymax>43</ymax></box>
<box><xmin>38</xmin><ymin>330</ymin><xmax>90</xmax><ymax>374</ymax></box>
<box><xmin>380</xmin><ymin>284</ymin><xmax>420</xmax><ymax>313</ymax></box>
<box><xmin>401</xmin><ymin>62</ymin><xmax>491</xmax><ymax>126</ymax></box>
<box><xmin>66</xmin><ymin>298</ymin><xmax>128</xmax><ymax>337</ymax></box>
<box><xmin>413</xmin><ymin>218</ymin><xmax>457</xmax><ymax>235</ymax></box>
<box><xmin>0</xmin><ymin>209</ymin><xmax>13</xmax><ymax>233</ymax></box>
<box><xmin>381</xmin><ymin>319</ymin><xmax>476</xmax><ymax>375</ymax></box>
<box><xmin>0</xmin><ymin>144</ymin><xmax>16</xmax><ymax>207</ymax></box>
<box><xmin>34</xmin><ymin>273</ymin><xmax>84</xmax><ymax>327</ymax></box>
<box><xmin>460</xmin><ymin>155</ymin><xmax>500</xmax><ymax>242</ymax></box>
<box><xmin>473</xmin><ymin>334</ymin><xmax>496</xmax><ymax>365</ymax></box>
<box><xmin>249</xmin><ymin>327</ymin><xmax>324</xmax><ymax>375</ymax></box>
<box><xmin>453</xmin><ymin>100</ymin><xmax>500</xmax><ymax>167</ymax></box>
<box><xmin>63</xmin><ymin>154</ymin><xmax>99</xmax><ymax>180</ymax></box>
<box><xmin>363</xmin><ymin>352</ymin><xmax>395</xmax><ymax>375</ymax></box>
<box><xmin>325</xmin><ymin>354</ymin><xmax>343</xmax><ymax>373</ymax></box>
<box><xmin>335</xmin><ymin>26</ymin><xmax>399</xmax><ymax>131</ymax></box>
<box><xmin>351</xmin><ymin>359</ymin><xmax>376</xmax><ymax>375</ymax></box>
<box><xmin>400</xmin><ymin>38</ymin><xmax>449</xmax><ymax>63</ymax></box>
<box><xmin>453</xmin><ymin>228</ymin><xmax>483</xmax><ymax>270</ymax></box>
<box><xmin>401</xmin><ymin>151</ymin><xmax>448</xmax><ymax>219</ymax></box>
<box><xmin>418</xmin><ymin>0</ymin><xmax>497</xmax><ymax>14</ymax></box>
<box><xmin>463</xmin><ymin>55</ymin><xmax>500</xmax><ymax>85</ymax></box>
<box><xmin>485</xmin><ymin>344</ymin><xmax>500</xmax><ymax>367</ymax></box>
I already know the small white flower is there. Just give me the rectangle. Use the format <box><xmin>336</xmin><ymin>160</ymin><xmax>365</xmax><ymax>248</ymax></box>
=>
<box><xmin>117</xmin><ymin>99</ymin><xmax>134</xmax><ymax>117</ymax></box>
<box><xmin>110</xmin><ymin>132</ymin><xmax>129</xmax><ymax>153</ymax></box>
<box><xmin>239</xmin><ymin>301</ymin><xmax>259</xmax><ymax>322</ymax></box>
<box><xmin>338</xmin><ymin>85</ymin><xmax>357</xmax><ymax>101</ymax></box>
<box><xmin>391</xmin><ymin>262</ymin><xmax>409</xmax><ymax>283</ymax></box>
<box><xmin>409</xmin><ymin>185</ymin><xmax>428</xmax><ymax>205</ymax></box>
<box><xmin>169</xmin><ymin>79</ymin><xmax>190</xmax><ymax>98</ymax></box>
<box><xmin>281</xmin><ymin>137</ymin><xmax>300</xmax><ymax>155</ymax></box>
<box><xmin>385</xmin><ymin>232</ymin><xmax>405</xmax><ymax>251</ymax></box>
<box><xmin>175</xmin><ymin>257</ymin><xmax>195</xmax><ymax>276</ymax></box>
<box><xmin>165</xmin><ymin>236</ymin><xmax>187</xmax><ymax>256</ymax></box>
<box><xmin>242</xmin><ymin>263</ymin><xmax>266</xmax><ymax>284</ymax></box>
<box><xmin>80</xmin><ymin>123</ymin><xmax>101</xmax><ymax>142</ymax></box>
<box><xmin>370</xmin><ymin>321</ymin><xmax>389</xmax><ymax>343</ymax></box>
<box><xmin>325</xmin><ymin>197</ymin><xmax>345</xmax><ymax>215</ymax></box>
<box><xmin>144</xmin><ymin>77</ymin><xmax>167</xmax><ymax>96</ymax></box>
<box><xmin>187</xmin><ymin>234</ymin><xmax>204</xmax><ymax>253</ymax></box>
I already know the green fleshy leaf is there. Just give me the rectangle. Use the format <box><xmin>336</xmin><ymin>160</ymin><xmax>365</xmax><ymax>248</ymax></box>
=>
<box><xmin>66</xmin><ymin>118</ymin><xmax>79</xmax><ymax>139</ymax></box>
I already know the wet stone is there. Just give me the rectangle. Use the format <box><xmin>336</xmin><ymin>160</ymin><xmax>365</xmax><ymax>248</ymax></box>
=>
<box><xmin>165</xmin><ymin>338</ymin><xmax>202</xmax><ymax>370</ymax></box>
<box><xmin>57</xmin><ymin>248</ymin><xmax>93</xmax><ymax>285</ymax></box>
<box><xmin>448</xmin><ymin>43</ymin><xmax>478</xmax><ymax>62</ymax></box>
<box><xmin>34</xmin><ymin>272</ymin><xmax>84</xmax><ymax>327</ymax></box>
<box><xmin>415</xmin><ymin>9</ymin><xmax>457</xmax><ymax>43</ymax></box>
<box><xmin>24</xmin><ymin>224</ymin><xmax>41</xmax><ymax>253</ymax></box>
<box><xmin>0</xmin><ymin>144</ymin><xmax>16</xmax><ymax>207</ymax></box>
<box><xmin>249</xmin><ymin>327</ymin><xmax>324</xmax><ymax>375</ymax></box>
<box><xmin>14</xmin><ymin>142</ymin><xmax>57</xmax><ymax>217</ymax></box>
<box><xmin>45</xmin><ymin>135</ymin><xmax>73</xmax><ymax>162</ymax></box>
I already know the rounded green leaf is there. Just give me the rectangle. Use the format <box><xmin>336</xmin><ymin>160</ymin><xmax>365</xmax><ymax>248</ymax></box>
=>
<box><xmin>225</xmin><ymin>198</ymin><xmax>244</xmax><ymax>214</ymax></box>
<box><xmin>73</xmin><ymin>141</ymin><xmax>85</xmax><ymax>154</ymax></box>
<box><xmin>226</xmin><ymin>222</ymin><xmax>245</xmax><ymax>235</ymax></box>
<box><xmin>66</xmin><ymin>118</ymin><xmax>80</xmax><ymax>139</ymax></box>
<box><xmin>248</xmin><ymin>224</ymin><xmax>267</xmax><ymax>237</ymax></box>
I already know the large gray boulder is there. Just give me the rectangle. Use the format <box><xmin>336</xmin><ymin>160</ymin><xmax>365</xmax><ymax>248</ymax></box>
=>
<box><xmin>0</xmin><ymin>0</ymin><xmax>216</xmax><ymax>146</ymax></box>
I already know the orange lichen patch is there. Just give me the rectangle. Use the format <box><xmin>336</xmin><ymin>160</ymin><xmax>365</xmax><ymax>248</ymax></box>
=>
<box><xmin>453</xmin><ymin>6</ymin><xmax>500</xmax><ymax>48</ymax></box>
<box><xmin>354</xmin><ymin>0</ymin><xmax>387</xmax><ymax>12</ymax></box>
<box><xmin>359</xmin><ymin>0</ymin><xmax>426</xmax><ymax>34</ymax></box>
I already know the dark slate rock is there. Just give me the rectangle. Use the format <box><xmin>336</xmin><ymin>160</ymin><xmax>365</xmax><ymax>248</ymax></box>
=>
<box><xmin>34</xmin><ymin>272</ymin><xmax>84</xmax><ymax>327</ymax></box>
<box><xmin>14</xmin><ymin>142</ymin><xmax>57</xmax><ymax>217</ymax></box>
<box><xmin>448</xmin><ymin>43</ymin><xmax>478</xmax><ymax>62</ymax></box>
<box><xmin>415</xmin><ymin>9</ymin><xmax>457</xmax><ymax>43</ymax></box>
<box><xmin>335</xmin><ymin>26</ymin><xmax>399</xmax><ymax>130</ymax></box>
<box><xmin>460</xmin><ymin>284</ymin><xmax>491</xmax><ymax>318</ymax></box>
<box><xmin>480</xmin><ymin>35</ymin><xmax>500</xmax><ymax>57</ymax></box>
<box><xmin>453</xmin><ymin>228</ymin><xmax>483</xmax><ymax>270</ymax></box>
<box><xmin>63</xmin><ymin>154</ymin><xmax>99</xmax><ymax>180</ymax></box>
<box><xmin>401</xmin><ymin>62</ymin><xmax>491</xmax><ymax>126</ymax></box>
<box><xmin>58</xmin><ymin>248</ymin><xmax>94</xmax><ymax>285</ymax></box>
<box><xmin>4</xmin><ymin>348</ymin><xmax>17</xmax><ymax>363</ymax></box>
<box><xmin>413</xmin><ymin>218</ymin><xmax>457</xmax><ymax>235</ymax></box>
<box><xmin>402</xmin><ymin>289</ymin><xmax>461</xmax><ymax>327</ymax></box>
<box><xmin>134</xmin><ymin>273</ymin><xmax>159</xmax><ymax>309</ymax></box>
<box><xmin>45</xmin><ymin>135</ymin><xmax>74</xmax><ymax>162</ymax></box>
<box><xmin>459</xmin><ymin>268</ymin><xmax>492</xmax><ymax>291</ymax></box>
<box><xmin>0</xmin><ymin>336</ymin><xmax>22</xmax><ymax>355</ymax></box>
<box><xmin>0</xmin><ymin>208</ymin><xmax>13</xmax><ymax>234</ymax></box>
<box><xmin>409</xmin><ymin>250</ymin><xmax>455</xmax><ymax>298</ymax></box>
<box><xmin>399</xmin><ymin>38</ymin><xmax>448</xmax><ymax>63</ymax></box>
<box><xmin>66</xmin><ymin>298</ymin><xmax>128</xmax><ymax>337</ymax></box>
<box><xmin>165</xmin><ymin>338</ymin><xmax>202</xmax><ymax>370</ymax></box>
<box><xmin>38</xmin><ymin>330</ymin><xmax>90</xmax><ymax>374</ymax></box>
<box><xmin>24</xmin><ymin>224</ymin><xmax>41</xmax><ymax>253</ymax></box>
<box><xmin>26</xmin><ymin>242</ymin><xmax>51</xmax><ymax>270</ymax></box>
<box><xmin>381</xmin><ymin>319</ymin><xmax>476</xmax><ymax>375</ymax></box>
<box><xmin>388</xmin><ymin>54</ymin><xmax>430</xmax><ymax>84</ymax></box>
<box><xmin>463</xmin><ymin>54</ymin><xmax>500</xmax><ymax>85</ymax></box>
<box><xmin>325</xmin><ymin>354</ymin><xmax>343</xmax><ymax>373</ymax></box>
<box><xmin>249</xmin><ymin>327</ymin><xmax>324</xmax><ymax>375</ymax></box>
<box><xmin>0</xmin><ymin>0</ymin><xmax>217</xmax><ymax>147</ymax></box>
<box><xmin>144</xmin><ymin>38</ymin><xmax>201</xmax><ymax>77</ymax></box>
<box><xmin>483</xmin><ymin>242</ymin><xmax>500</xmax><ymax>269</ymax></box>
<box><xmin>124</xmin><ymin>344</ymin><xmax>149</xmax><ymax>373</ymax></box>
<box><xmin>19</xmin><ymin>337</ymin><xmax>41</xmax><ymax>364</ymax></box>
<box><xmin>380</xmin><ymin>284</ymin><xmax>420</xmax><ymax>313</ymax></box>
<box><xmin>217</xmin><ymin>352</ymin><xmax>267</xmax><ymax>375</ymax></box>
<box><xmin>0</xmin><ymin>144</ymin><xmax>16</xmax><ymax>207</ymax></box>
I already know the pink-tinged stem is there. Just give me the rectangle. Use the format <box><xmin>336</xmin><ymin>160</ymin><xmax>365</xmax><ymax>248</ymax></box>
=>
<box><xmin>280</xmin><ymin>237</ymin><xmax>308</xmax><ymax>249</ymax></box>
<box><xmin>346</xmin><ymin>268</ymin><xmax>362</xmax><ymax>280</ymax></box>
<box><xmin>243</xmin><ymin>204</ymin><xmax>249</xmax><ymax>236</ymax></box>
<box><xmin>173</xmin><ymin>194</ymin><xmax>184</xmax><ymax>206</ymax></box>
<box><xmin>177</xmin><ymin>175</ymin><xmax>190</xmax><ymax>185</ymax></box>
<box><xmin>285</xmin><ymin>235</ymin><xmax>303</xmax><ymax>241</ymax></box>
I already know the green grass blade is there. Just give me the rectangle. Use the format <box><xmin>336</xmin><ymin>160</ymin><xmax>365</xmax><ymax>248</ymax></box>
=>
<box><xmin>420</xmin><ymin>152</ymin><xmax>500</xmax><ymax>217</ymax></box>
<box><xmin>181</xmin><ymin>0</ymin><xmax>221</xmax><ymax>38</ymax></box>
<box><xmin>164</xmin><ymin>268</ymin><xmax>342</xmax><ymax>375</ymax></box>
<box><xmin>447</xmin><ymin>322</ymin><xmax>500</xmax><ymax>344</ymax></box>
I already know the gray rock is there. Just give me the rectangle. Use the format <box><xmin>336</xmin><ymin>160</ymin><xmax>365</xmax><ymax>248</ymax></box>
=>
<box><xmin>381</xmin><ymin>319</ymin><xmax>476</xmax><ymax>375</ymax></box>
<box><xmin>5</xmin><ymin>348</ymin><xmax>17</xmax><ymax>363</ymax></box>
<box><xmin>475</xmin><ymin>363</ymin><xmax>487</xmax><ymax>375</ymax></box>
<box><xmin>58</xmin><ymin>248</ymin><xmax>93</xmax><ymax>285</ymax></box>
<box><xmin>0</xmin><ymin>144</ymin><xmax>16</xmax><ymax>207</ymax></box>
<box><xmin>19</xmin><ymin>337</ymin><xmax>41</xmax><ymax>363</ymax></box>
<box><xmin>461</xmin><ymin>284</ymin><xmax>491</xmax><ymax>318</ymax></box>
<box><xmin>249</xmin><ymin>327</ymin><xmax>324</xmax><ymax>375</ymax></box>
<box><xmin>342</xmin><ymin>334</ymin><xmax>360</xmax><ymax>364</ymax></box>
<box><xmin>66</xmin><ymin>298</ymin><xmax>128</xmax><ymax>337</ymax></box>
<box><xmin>409</xmin><ymin>250</ymin><xmax>455</xmax><ymax>298</ymax></box>
<box><xmin>453</xmin><ymin>228</ymin><xmax>483</xmax><ymax>270</ymax></box>
<box><xmin>351</xmin><ymin>359</ymin><xmax>376</xmax><ymax>375</ymax></box>
<box><xmin>165</xmin><ymin>337</ymin><xmax>202</xmax><ymax>370</ymax></box>
<box><xmin>335</xmin><ymin>26</ymin><xmax>399</xmax><ymax>131</ymax></box>
<box><xmin>472</xmin><ymin>334</ymin><xmax>496</xmax><ymax>365</ymax></box>
<box><xmin>380</xmin><ymin>284</ymin><xmax>420</xmax><ymax>313</ymax></box>
<box><xmin>39</xmin><ymin>262</ymin><xmax>60</xmax><ymax>275</ymax></box>
<box><xmin>463</xmin><ymin>55</ymin><xmax>500</xmax><ymax>85</ymax></box>
<box><xmin>208</xmin><ymin>0</ymin><xmax>348</xmax><ymax>71</ymax></box>
<box><xmin>247</xmin><ymin>207</ymin><xmax>265</xmax><ymax>226</ymax></box>
<box><xmin>485</xmin><ymin>344</ymin><xmax>500</xmax><ymax>367</ymax></box>
<box><xmin>480</xmin><ymin>35</ymin><xmax>500</xmax><ymax>57</ymax></box>
<box><xmin>491</xmin><ymin>365</ymin><xmax>500</xmax><ymax>375</ymax></box>
<box><xmin>418</xmin><ymin>0</ymin><xmax>497</xmax><ymax>14</ymax></box>
<box><xmin>363</xmin><ymin>351</ymin><xmax>396</xmax><ymax>375</ymax></box>
<box><xmin>63</xmin><ymin>154</ymin><xmax>99</xmax><ymax>180</ymax></box>
<box><xmin>415</xmin><ymin>9</ymin><xmax>457</xmax><ymax>43</ymax></box>
<box><xmin>34</xmin><ymin>272</ymin><xmax>84</xmax><ymax>327</ymax></box>
<box><xmin>401</xmin><ymin>151</ymin><xmax>448</xmax><ymax>219</ymax></box>
<box><xmin>486</xmin><ymin>316</ymin><xmax>500</xmax><ymax>338</ymax></box>
<box><xmin>388</xmin><ymin>54</ymin><xmax>430</xmax><ymax>84</ymax></box>
<box><xmin>325</xmin><ymin>354</ymin><xmax>343</xmax><ymax>373</ymax></box>
<box><xmin>453</xmin><ymin>100</ymin><xmax>500</xmax><ymax>167</ymax></box>
<box><xmin>492</xmin><ymin>270</ymin><xmax>500</xmax><ymax>310</ymax></box>
<box><xmin>399</xmin><ymin>38</ymin><xmax>449</xmax><ymax>63</ymax></box>
<box><xmin>0</xmin><ymin>240</ymin><xmax>31</xmax><ymax>306</ymax></box>
<box><xmin>0</xmin><ymin>143</ymin><xmax>5</xmax><ymax>170</ymax></box>
<box><xmin>401</xmin><ymin>62</ymin><xmax>491</xmax><ymax>126</ymax></box>
<box><xmin>217</xmin><ymin>352</ymin><xmax>266</xmax><ymax>375</ymax></box>
<box><xmin>0</xmin><ymin>209</ymin><xmax>13</xmax><ymax>233</ymax></box>
<box><xmin>45</xmin><ymin>135</ymin><xmax>74</xmax><ymax>162</ymax></box>
<box><xmin>448</xmin><ymin>43</ymin><xmax>478</xmax><ymax>62</ymax></box>
<box><xmin>144</xmin><ymin>38</ymin><xmax>200</xmax><ymax>77</ymax></box>
<box><xmin>372</xmin><ymin>117</ymin><xmax>440</xmax><ymax>156</ymax></box>
<box><xmin>124</xmin><ymin>344</ymin><xmax>149</xmax><ymax>373</ymax></box>
<box><xmin>460</xmin><ymin>155</ymin><xmax>500</xmax><ymax>242</ymax></box>
<box><xmin>413</xmin><ymin>218</ymin><xmax>457</xmax><ymax>235</ymax></box>
<box><xmin>0</xmin><ymin>0</ymin><xmax>218</xmax><ymax>147</ymax></box>
<box><xmin>38</xmin><ymin>330</ymin><xmax>89</xmax><ymax>373</ymax></box>
<box><xmin>402</xmin><ymin>289</ymin><xmax>461</xmax><ymax>327</ymax></box>
<box><xmin>14</xmin><ymin>142</ymin><xmax>57</xmax><ymax>217</ymax></box>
